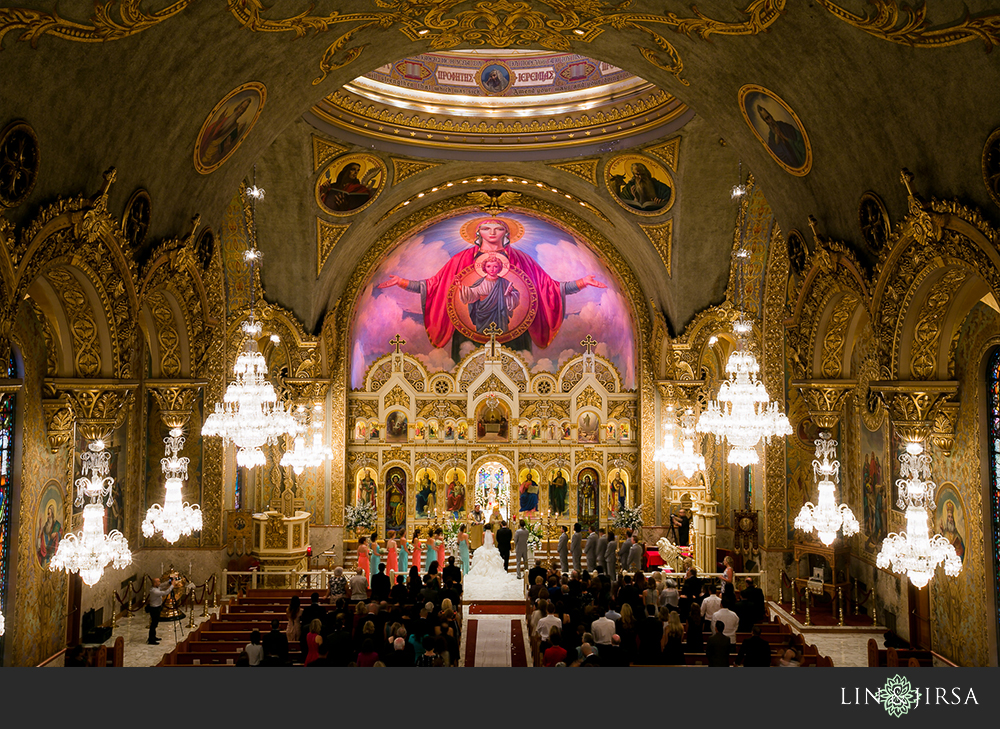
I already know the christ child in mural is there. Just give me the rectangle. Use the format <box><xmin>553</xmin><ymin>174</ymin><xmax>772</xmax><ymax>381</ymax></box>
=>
<box><xmin>446</xmin><ymin>474</ymin><xmax>465</xmax><ymax>513</ymax></box>
<box><xmin>378</xmin><ymin>218</ymin><xmax>605</xmax><ymax>361</ymax></box>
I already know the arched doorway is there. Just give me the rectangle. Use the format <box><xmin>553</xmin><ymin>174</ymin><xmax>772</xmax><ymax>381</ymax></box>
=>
<box><xmin>474</xmin><ymin>462</ymin><xmax>511</xmax><ymax>525</ymax></box>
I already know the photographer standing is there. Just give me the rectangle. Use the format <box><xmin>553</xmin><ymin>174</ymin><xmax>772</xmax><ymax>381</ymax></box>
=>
<box><xmin>146</xmin><ymin>577</ymin><xmax>173</xmax><ymax>645</ymax></box>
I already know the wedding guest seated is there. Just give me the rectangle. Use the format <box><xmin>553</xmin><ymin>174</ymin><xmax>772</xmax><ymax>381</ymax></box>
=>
<box><xmin>543</xmin><ymin>627</ymin><xmax>568</xmax><ymax>666</ymax></box>
<box><xmin>601</xmin><ymin>634</ymin><xmax>628</xmax><ymax>667</ymax></box>
<box><xmin>357</xmin><ymin>638</ymin><xmax>380</xmax><ymax>667</ymax></box>
<box><xmin>262</xmin><ymin>618</ymin><xmax>289</xmax><ymax>666</ymax></box>
<box><xmin>385</xmin><ymin>637</ymin><xmax>413</xmax><ymax>667</ymax></box>
<box><xmin>736</xmin><ymin>626</ymin><xmax>772</xmax><ymax>667</ymax></box>
<box><xmin>636</xmin><ymin>605</ymin><xmax>663</xmax><ymax>664</ymax></box>
<box><xmin>419</xmin><ymin>574</ymin><xmax>441</xmax><ymax>605</ymax></box>
<box><xmin>440</xmin><ymin>577</ymin><xmax>461</xmax><ymax>607</ymax></box>
<box><xmin>686</xmin><ymin>602</ymin><xmax>704</xmax><ymax>653</ymax></box>
<box><xmin>736</xmin><ymin>577</ymin><xmax>765</xmax><ymax>630</ymax></box>
<box><xmin>529</xmin><ymin>576</ymin><xmax>547</xmax><ymax>601</ymax></box>
<box><xmin>389</xmin><ymin>575</ymin><xmax>408</xmax><ymax>603</ymax></box>
<box><xmin>659</xmin><ymin>578</ymin><xmax>680</xmax><ymax>612</ymax></box>
<box><xmin>528</xmin><ymin>560</ymin><xmax>547</xmax><ymax>586</ymax></box>
<box><xmin>714</xmin><ymin>592</ymin><xmax>740</xmax><ymax>640</ymax></box>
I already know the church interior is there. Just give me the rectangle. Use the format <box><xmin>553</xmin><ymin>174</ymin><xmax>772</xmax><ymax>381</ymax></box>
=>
<box><xmin>1</xmin><ymin>0</ymin><xmax>999</xmax><ymax>668</ymax></box>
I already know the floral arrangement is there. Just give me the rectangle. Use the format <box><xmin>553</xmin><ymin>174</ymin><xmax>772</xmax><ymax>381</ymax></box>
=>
<box><xmin>611</xmin><ymin>504</ymin><xmax>643</xmax><ymax>533</ymax></box>
<box><xmin>344</xmin><ymin>501</ymin><xmax>377</xmax><ymax>534</ymax></box>
<box><xmin>442</xmin><ymin>517</ymin><xmax>462</xmax><ymax>554</ymax></box>
<box><xmin>525</xmin><ymin>521</ymin><xmax>543</xmax><ymax>550</ymax></box>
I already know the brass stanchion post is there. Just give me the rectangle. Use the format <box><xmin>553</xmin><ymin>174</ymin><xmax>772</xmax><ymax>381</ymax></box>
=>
<box><xmin>805</xmin><ymin>591</ymin><xmax>811</xmax><ymax>626</ymax></box>
<box><xmin>837</xmin><ymin>587</ymin><xmax>844</xmax><ymax>626</ymax></box>
<box><xmin>791</xmin><ymin>582</ymin><xmax>797</xmax><ymax>615</ymax></box>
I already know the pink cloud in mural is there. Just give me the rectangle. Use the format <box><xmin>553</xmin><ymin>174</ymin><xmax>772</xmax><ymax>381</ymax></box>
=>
<box><xmin>350</xmin><ymin>212</ymin><xmax>636</xmax><ymax>389</ymax></box>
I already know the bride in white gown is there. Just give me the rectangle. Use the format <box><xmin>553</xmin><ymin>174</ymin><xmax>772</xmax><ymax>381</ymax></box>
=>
<box><xmin>463</xmin><ymin>525</ymin><xmax>524</xmax><ymax>600</ymax></box>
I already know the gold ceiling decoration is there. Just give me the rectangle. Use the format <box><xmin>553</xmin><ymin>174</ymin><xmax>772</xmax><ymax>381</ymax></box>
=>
<box><xmin>377</xmin><ymin>173</ymin><xmax>610</xmax><ymax>223</ymax></box>
<box><xmin>313</xmin><ymin>87</ymin><xmax>684</xmax><ymax>152</ymax></box>
<box><xmin>390</xmin><ymin>157</ymin><xmax>442</xmax><ymax>186</ymax></box>
<box><xmin>639</xmin><ymin>219</ymin><xmax>673</xmax><ymax>276</ymax></box>
<box><xmin>546</xmin><ymin>158</ymin><xmax>600</xmax><ymax>186</ymax></box>
<box><xmin>0</xmin><ymin>1</ymin><xmax>195</xmax><ymax>48</ymax></box>
<box><xmin>818</xmin><ymin>1</ymin><xmax>1000</xmax><ymax>50</ymax></box>
<box><xmin>645</xmin><ymin>137</ymin><xmax>681</xmax><ymax>170</ymax></box>
<box><xmin>311</xmin><ymin>135</ymin><xmax>350</xmax><ymax>172</ymax></box>
<box><xmin>230</xmin><ymin>0</ymin><xmax>787</xmax><ymax>86</ymax></box>
<box><xmin>317</xmin><ymin>219</ymin><xmax>350</xmax><ymax>276</ymax></box>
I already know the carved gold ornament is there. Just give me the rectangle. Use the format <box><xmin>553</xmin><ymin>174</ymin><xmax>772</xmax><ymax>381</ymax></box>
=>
<box><xmin>0</xmin><ymin>1</ymin><xmax>196</xmax><ymax>48</ymax></box>
<box><xmin>0</xmin><ymin>121</ymin><xmax>40</xmax><ymax>208</ymax></box>
<box><xmin>546</xmin><ymin>159</ymin><xmax>600</xmax><ymax>186</ymax></box>
<box><xmin>982</xmin><ymin>128</ymin><xmax>1000</xmax><ymax>210</ymax></box>
<box><xmin>122</xmin><ymin>188</ymin><xmax>151</xmax><ymax>251</ymax></box>
<box><xmin>640</xmin><ymin>220</ymin><xmax>672</xmax><ymax>276</ymax></box>
<box><xmin>818</xmin><ymin>1</ymin><xmax>1000</xmax><ymax>51</ymax></box>
<box><xmin>229</xmin><ymin>0</ymin><xmax>785</xmax><ymax>85</ymax></box>
<box><xmin>317</xmin><ymin>219</ymin><xmax>350</xmax><ymax>276</ymax></box>
<box><xmin>858</xmin><ymin>191</ymin><xmax>890</xmax><ymax>250</ymax></box>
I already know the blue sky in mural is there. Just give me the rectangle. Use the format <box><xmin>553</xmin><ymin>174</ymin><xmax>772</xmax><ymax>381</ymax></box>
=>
<box><xmin>351</xmin><ymin>211</ymin><xmax>635</xmax><ymax>389</ymax></box>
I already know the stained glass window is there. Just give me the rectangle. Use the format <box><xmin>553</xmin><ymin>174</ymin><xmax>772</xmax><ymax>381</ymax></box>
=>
<box><xmin>475</xmin><ymin>463</ymin><xmax>510</xmax><ymax>523</ymax></box>
<box><xmin>988</xmin><ymin>349</ymin><xmax>1000</xmax><ymax>648</ymax></box>
<box><xmin>0</xmin><ymin>351</ymin><xmax>16</xmax><ymax>655</ymax></box>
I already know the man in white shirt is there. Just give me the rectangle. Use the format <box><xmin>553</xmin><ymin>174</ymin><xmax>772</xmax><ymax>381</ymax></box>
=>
<box><xmin>535</xmin><ymin>603</ymin><xmax>562</xmax><ymax>645</ymax></box>
<box><xmin>714</xmin><ymin>593</ymin><xmax>740</xmax><ymax>640</ymax></box>
<box><xmin>591</xmin><ymin>613</ymin><xmax>616</xmax><ymax>646</ymax></box>
<box><xmin>701</xmin><ymin>585</ymin><xmax>722</xmax><ymax>622</ymax></box>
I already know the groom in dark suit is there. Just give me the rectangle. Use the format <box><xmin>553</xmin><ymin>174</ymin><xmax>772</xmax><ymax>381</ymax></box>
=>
<box><xmin>496</xmin><ymin>521</ymin><xmax>513</xmax><ymax>572</ymax></box>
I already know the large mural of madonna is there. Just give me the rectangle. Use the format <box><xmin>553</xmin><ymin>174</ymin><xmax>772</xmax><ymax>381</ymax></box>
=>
<box><xmin>350</xmin><ymin>212</ymin><xmax>635</xmax><ymax>389</ymax></box>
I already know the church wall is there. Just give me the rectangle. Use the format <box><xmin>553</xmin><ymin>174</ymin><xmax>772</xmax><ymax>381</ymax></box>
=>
<box><xmin>10</xmin><ymin>304</ymin><xmax>69</xmax><ymax>667</ymax></box>
<box><xmin>922</xmin><ymin>302</ymin><xmax>998</xmax><ymax>666</ymax></box>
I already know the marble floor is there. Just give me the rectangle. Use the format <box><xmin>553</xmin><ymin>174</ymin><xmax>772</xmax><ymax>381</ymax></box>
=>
<box><xmin>99</xmin><ymin>605</ymin><xmax>221</xmax><ymax>667</ymax></box>
<box><xmin>460</xmin><ymin>605</ymin><xmax>532</xmax><ymax>667</ymax></box>
<box><xmin>768</xmin><ymin>602</ymin><xmax>881</xmax><ymax>667</ymax></box>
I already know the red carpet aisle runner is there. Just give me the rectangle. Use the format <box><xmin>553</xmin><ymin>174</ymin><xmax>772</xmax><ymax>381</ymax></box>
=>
<box><xmin>463</xmin><ymin>616</ymin><xmax>529</xmax><ymax>667</ymax></box>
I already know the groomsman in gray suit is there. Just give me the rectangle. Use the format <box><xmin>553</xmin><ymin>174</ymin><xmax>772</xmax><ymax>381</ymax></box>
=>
<box><xmin>571</xmin><ymin>523</ymin><xmax>583</xmax><ymax>573</ymax></box>
<box><xmin>628</xmin><ymin>536</ymin><xmax>644</xmax><ymax>572</ymax></box>
<box><xmin>618</xmin><ymin>531</ymin><xmax>632</xmax><ymax>572</ymax></box>
<box><xmin>513</xmin><ymin>520</ymin><xmax>529</xmax><ymax>579</ymax></box>
<box><xmin>584</xmin><ymin>526</ymin><xmax>598</xmax><ymax>572</ymax></box>
<box><xmin>605</xmin><ymin>532</ymin><xmax>618</xmax><ymax>575</ymax></box>
<box><xmin>557</xmin><ymin>526</ymin><xmax>569</xmax><ymax>573</ymax></box>
<box><xmin>596</xmin><ymin>528</ymin><xmax>609</xmax><ymax>573</ymax></box>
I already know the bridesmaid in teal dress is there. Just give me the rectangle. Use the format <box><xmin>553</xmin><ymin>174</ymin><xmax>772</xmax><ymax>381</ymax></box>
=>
<box><xmin>458</xmin><ymin>524</ymin><xmax>470</xmax><ymax>574</ymax></box>
<box><xmin>369</xmin><ymin>532</ymin><xmax>381</xmax><ymax>579</ymax></box>
<box><xmin>424</xmin><ymin>533</ymin><xmax>434</xmax><ymax>573</ymax></box>
<box><xmin>397</xmin><ymin>532</ymin><xmax>409</xmax><ymax>576</ymax></box>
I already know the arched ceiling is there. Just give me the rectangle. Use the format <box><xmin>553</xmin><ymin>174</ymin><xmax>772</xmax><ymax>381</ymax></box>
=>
<box><xmin>3</xmin><ymin>1</ymin><xmax>1000</xmax><ymax>336</ymax></box>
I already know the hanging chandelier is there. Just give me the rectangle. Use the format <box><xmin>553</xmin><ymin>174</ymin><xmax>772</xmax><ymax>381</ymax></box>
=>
<box><xmin>794</xmin><ymin>432</ymin><xmax>858</xmax><ymax>546</ymax></box>
<box><xmin>142</xmin><ymin>428</ymin><xmax>202</xmax><ymax>543</ymax></box>
<box><xmin>656</xmin><ymin>406</ymin><xmax>705</xmax><ymax>478</ymax></box>
<box><xmin>50</xmin><ymin>440</ymin><xmax>132</xmax><ymax>586</ymax></box>
<box><xmin>203</xmin><ymin>176</ymin><xmax>295</xmax><ymax>467</ymax></box>
<box><xmin>281</xmin><ymin>404</ymin><xmax>333</xmax><ymax>475</ymax></box>
<box><xmin>697</xmin><ymin>316</ymin><xmax>791</xmax><ymax>466</ymax></box>
<box><xmin>876</xmin><ymin>442</ymin><xmax>961</xmax><ymax>589</ymax></box>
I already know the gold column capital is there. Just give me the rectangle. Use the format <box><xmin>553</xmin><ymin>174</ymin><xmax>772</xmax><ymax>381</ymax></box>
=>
<box><xmin>147</xmin><ymin>380</ymin><xmax>206</xmax><ymax>430</ymax></box>
<box><xmin>870</xmin><ymin>380</ymin><xmax>959</xmax><ymax>444</ymax></box>
<box><xmin>47</xmin><ymin>378</ymin><xmax>137</xmax><ymax>442</ymax></box>
<box><xmin>656</xmin><ymin>379</ymin><xmax>705</xmax><ymax>410</ymax></box>
<box><xmin>791</xmin><ymin>379</ymin><xmax>857</xmax><ymax>431</ymax></box>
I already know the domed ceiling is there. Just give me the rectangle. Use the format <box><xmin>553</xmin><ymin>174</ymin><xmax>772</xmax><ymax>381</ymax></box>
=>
<box><xmin>3</xmin><ymin>1</ymin><xmax>1000</xmax><ymax>339</ymax></box>
<box><xmin>309</xmin><ymin>50</ymin><xmax>690</xmax><ymax>155</ymax></box>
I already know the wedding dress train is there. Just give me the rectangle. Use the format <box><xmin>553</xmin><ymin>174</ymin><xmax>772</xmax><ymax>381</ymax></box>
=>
<box><xmin>463</xmin><ymin>530</ymin><xmax>525</xmax><ymax>600</ymax></box>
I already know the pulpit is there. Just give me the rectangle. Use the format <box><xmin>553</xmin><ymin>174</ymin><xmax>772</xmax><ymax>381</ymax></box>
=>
<box><xmin>251</xmin><ymin>485</ymin><xmax>311</xmax><ymax>584</ymax></box>
<box><xmin>692</xmin><ymin>499</ymin><xmax>718</xmax><ymax>576</ymax></box>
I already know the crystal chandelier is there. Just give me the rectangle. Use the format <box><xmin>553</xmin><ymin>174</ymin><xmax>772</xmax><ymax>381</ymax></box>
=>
<box><xmin>730</xmin><ymin>159</ymin><xmax>747</xmax><ymax>199</ymax></box>
<box><xmin>202</xmin><ymin>176</ymin><xmax>295</xmax><ymax>467</ymax></box>
<box><xmin>142</xmin><ymin>428</ymin><xmax>202</xmax><ymax>543</ymax></box>
<box><xmin>697</xmin><ymin>316</ymin><xmax>791</xmax><ymax>466</ymax></box>
<box><xmin>794</xmin><ymin>432</ymin><xmax>858</xmax><ymax>545</ymax></box>
<box><xmin>50</xmin><ymin>440</ymin><xmax>132</xmax><ymax>586</ymax></box>
<box><xmin>281</xmin><ymin>404</ymin><xmax>333</xmax><ymax>475</ymax></box>
<box><xmin>876</xmin><ymin>442</ymin><xmax>962</xmax><ymax>589</ymax></box>
<box><xmin>656</xmin><ymin>406</ymin><xmax>705</xmax><ymax>478</ymax></box>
